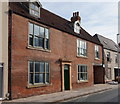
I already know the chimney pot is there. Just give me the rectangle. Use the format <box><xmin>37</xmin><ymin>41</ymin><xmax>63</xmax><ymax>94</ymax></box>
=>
<box><xmin>73</xmin><ymin>13</ymin><xmax>75</xmax><ymax>17</ymax></box>
<box><xmin>77</xmin><ymin>12</ymin><xmax>79</xmax><ymax>16</ymax></box>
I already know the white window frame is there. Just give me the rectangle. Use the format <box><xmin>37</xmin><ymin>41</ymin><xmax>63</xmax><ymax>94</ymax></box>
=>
<box><xmin>74</xmin><ymin>21</ymin><xmax>80</xmax><ymax>34</ymax></box>
<box><xmin>29</xmin><ymin>2</ymin><xmax>40</xmax><ymax>17</ymax></box>
<box><xmin>28</xmin><ymin>22</ymin><xmax>50</xmax><ymax>50</ymax></box>
<box><xmin>77</xmin><ymin>64</ymin><xmax>88</xmax><ymax>82</ymax></box>
<box><xmin>77</xmin><ymin>39</ymin><xmax>87</xmax><ymax>57</ymax></box>
<box><xmin>95</xmin><ymin>45</ymin><xmax>100</xmax><ymax>59</ymax></box>
<box><xmin>28</xmin><ymin>61</ymin><xmax>50</xmax><ymax>85</ymax></box>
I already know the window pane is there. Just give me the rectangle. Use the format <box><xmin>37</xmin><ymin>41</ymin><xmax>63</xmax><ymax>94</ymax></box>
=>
<box><xmin>78</xmin><ymin>73</ymin><xmax>80</xmax><ymax>80</ymax></box>
<box><xmin>40</xmin><ymin>27</ymin><xmax>44</xmax><ymax>37</ymax></box>
<box><xmin>29</xmin><ymin>23</ymin><xmax>33</xmax><ymax>34</ymax></box>
<box><xmin>29</xmin><ymin>35</ymin><xmax>33</xmax><ymax>46</ymax></box>
<box><xmin>39</xmin><ymin>37</ymin><xmax>44</xmax><ymax>48</ymax></box>
<box><xmin>40</xmin><ymin>62</ymin><xmax>45</xmax><ymax>73</ymax></box>
<box><xmin>35</xmin><ymin>74</ymin><xmax>39</xmax><ymax>83</ymax></box>
<box><xmin>35</xmin><ymin>62</ymin><xmax>40</xmax><ymax>72</ymax></box>
<box><xmin>46</xmin><ymin>63</ymin><xmax>49</xmax><ymax>73</ymax></box>
<box><xmin>45</xmin><ymin>29</ymin><xmax>49</xmax><ymax>39</ymax></box>
<box><xmin>35</xmin><ymin>11</ymin><xmax>39</xmax><ymax>16</ymax></box>
<box><xmin>29</xmin><ymin>73</ymin><xmax>33</xmax><ymax>84</ymax></box>
<box><xmin>30</xmin><ymin>3</ymin><xmax>34</xmax><ymax>9</ymax></box>
<box><xmin>80</xmin><ymin>73</ymin><xmax>83</xmax><ymax>80</ymax></box>
<box><xmin>29</xmin><ymin>61</ymin><xmax>34</xmax><ymax>72</ymax></box>
<box><xmin>45</xmin><ymin>39</ymin><xmax>49</xmax><ymax>49</ymax></box>
<box><xmin>34</xmin><ymin>37</ymin><xmax>39</xmax><ymax>47</ymax></box>
<box><xmin>34</xmin><ymin>25</ymin><xmax>39</xmax><ymax>36</ymax></box>
<box><xmin>39</xmin><ymin>74</ymin><xmax>44</xmax><ymax>83</ymax></box>
<box><xmin>46</xmin><ymin>73</ymin><xmax>49</xmax><ymax>83</ymax></box>
<box><xmin>35</xmin><ymin>5</ymin><xmax>39</xmax><ymax>11</ymax></box>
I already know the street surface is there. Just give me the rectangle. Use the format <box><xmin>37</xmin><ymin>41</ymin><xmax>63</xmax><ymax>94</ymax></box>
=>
<box><xmin>64</xmin><ymin>87</ymin><xmax>119</xmax><ymax>102</ymax></box>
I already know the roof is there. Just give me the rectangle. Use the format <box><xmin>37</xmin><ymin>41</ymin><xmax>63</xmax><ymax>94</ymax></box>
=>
<box><xmin>94</xmin><ymin>34</ymin><xmax>118</xmax><ymax>52</ymax></box>
<box><xmin>9</xmin><ymin>2</ymin><xmax>102</xmax><ymax>46</ymax></box>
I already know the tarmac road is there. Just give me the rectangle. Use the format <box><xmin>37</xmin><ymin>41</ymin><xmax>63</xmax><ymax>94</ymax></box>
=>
<box><xmin>64</xmin><ymin>87</ymin><xmax>119</xmax><ymax>103</ymax></box>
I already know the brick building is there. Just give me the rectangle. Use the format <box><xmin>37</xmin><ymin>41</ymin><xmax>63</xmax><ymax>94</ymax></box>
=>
<box><xmin>8</xmin><ymin>1</ymin><xmax>104</xmax><ymax>99</ymax></box>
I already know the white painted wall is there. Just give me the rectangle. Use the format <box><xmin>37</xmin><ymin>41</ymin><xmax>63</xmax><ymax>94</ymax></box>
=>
<box><xmin>0</xmin><ymin>1</ymin><xmax>8</xmax><ymax>100</ymax></box>
<box><xmin>104</xmin><ymin>49</ymin><xmax>120</xmax><ymax>81</ymax></box>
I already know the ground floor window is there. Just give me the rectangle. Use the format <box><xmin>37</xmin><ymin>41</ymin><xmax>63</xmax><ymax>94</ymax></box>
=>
<box><xmin>29</xmin><ymin>61</ymin><xmax>50</xmax><ymax>84</ymax></box>
<box><xmin>78</xmin><ymin>65</ymin><xmax>88</xmax><ymax>81</ymax></box>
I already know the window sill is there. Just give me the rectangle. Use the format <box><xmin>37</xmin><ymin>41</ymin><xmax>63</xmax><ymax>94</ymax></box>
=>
<box><xmin>27</xmin><ymin>83</ymin><xmax>52</xmax><ymax>89</ymax></box>
<box><xmin>95</xmin><ymin>58</ymin><xmax>100</xmax><ymax>60</ymax></box>
<box><xmin>77</xmin><ymin>55</ymin><xmax>88</xmax><ymax>59</ymax></box>
<box><xmin>27</xmin><ymin>46</ymin><xmax>51</xmax><ymax>53</ymax></box>
<box><xmin>77</xmin><ymin>80</ymin><xmax>88</xmax><ymax>83</ymax></box>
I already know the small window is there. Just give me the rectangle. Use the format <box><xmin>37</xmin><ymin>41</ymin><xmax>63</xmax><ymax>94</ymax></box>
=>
<box><xmin>95</xmin><ymin>45</ymin><xmax>100</xmax><ymax>59</ymax></box>
<box><xmin>28</xmin><ymin>23</ymin><xmax>50</xmax><ymax>50</ymax></box>
<box><xmin>74</xmin><ymin>21</ymin><xmax>80</xmax><ymax>34</ymax></box>
<box><xmin>107</xmin><ymin>52</ymin><xmax>111</xmax><ymax>62</ymax></box>
<box><xmin>77</xmin><ymin>39</ymin><xmax>87</xmax><ymax>57</ymax></box>
<box><xmin>78</xmin><ymin>65</ymin><xmax>88</xmax><ymax>81</ymax></box>
<box><xmin>29</xmin><ymin>3</ymin><xmax>40</xmax><ymax>17</ymax></box>
<box><xmin>29</xmin><ymin>61</ymin><xmax>50</xmax><ymax>84</ymax></box>
<box><xmin>115</xmin><ymin>54</ymin><xmax>118</xmax><ymax>63</ymax></box>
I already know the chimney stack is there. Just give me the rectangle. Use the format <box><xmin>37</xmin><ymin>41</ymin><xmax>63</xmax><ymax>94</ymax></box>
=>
<box><xmin>71</xmin><ymin>11</ymin><xmax>81</xmax><ymax>23</ymax></box>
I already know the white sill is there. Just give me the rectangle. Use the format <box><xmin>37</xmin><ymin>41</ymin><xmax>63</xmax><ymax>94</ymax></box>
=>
<box><xmin>95</xmin><ymin>58</ymin><xmax>100</xmax><ymax>60</ymax></box>
<box><xmin>27</xmin><ymin>46</ymin><xmax>51</xmax><ymax>53</ymax></box>
<box><xmin>77</xmin><ymin>80</ymin><xmax>88</xmax><ymax>83</ymax></box>
<box><xmin>27</xmin><ymin>83</ymin><xmax>52</xmax><ymax>88</ymax></box>
<box><xmin>77</xmin><ymin>55</ymin><xmax>88</xmax><ymax>59</ymax></box>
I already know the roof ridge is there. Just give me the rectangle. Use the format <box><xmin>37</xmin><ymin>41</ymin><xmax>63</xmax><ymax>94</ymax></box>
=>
<box><xmin>96</xmin><ymin>34</ymin><xmax>115</xmax><ymax>43</ymax></box>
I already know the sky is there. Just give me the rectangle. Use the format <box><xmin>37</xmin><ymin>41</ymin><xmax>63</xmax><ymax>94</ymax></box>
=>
<box><xmin>40</xmin><ymin>1</ymin><xmax>118</xmax><ymax>43</ymax></box>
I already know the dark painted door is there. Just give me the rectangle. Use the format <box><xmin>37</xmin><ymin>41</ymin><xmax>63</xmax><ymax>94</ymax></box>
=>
<box><xmin>94</xmin><ymin>66</ymin><xmax>105</xmax><ymax>84</ymax></box>
<box><xmin>64</xmin><ymin>64</ymin><xmax>70</xmax><ymax>90</ymax></box>
<box><xmin>0</xmin><ymin>64</ymin><xmax>3</xmax><ymax>98</ymax></box>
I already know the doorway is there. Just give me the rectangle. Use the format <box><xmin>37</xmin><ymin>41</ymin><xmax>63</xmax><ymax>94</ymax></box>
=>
<box><xmin>64</xmin><ymin>64</ymin><xmax>70</xmax><ymax>90</ymax></box>
<box><xmin>94</xmin><ymin>66</ymin><xmax>105</xmax><ymax>84</ymax></box>
<box><xmin>0</xmin><ymin>63</ymin><xmax>3</xmax><ymax>98</ymax></box>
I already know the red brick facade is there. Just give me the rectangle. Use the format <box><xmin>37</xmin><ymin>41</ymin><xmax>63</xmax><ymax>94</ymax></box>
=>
<box><xmin>8</xmin><ymin>13</ymin><xmax>103</xmax><ymax>99</ymax></box>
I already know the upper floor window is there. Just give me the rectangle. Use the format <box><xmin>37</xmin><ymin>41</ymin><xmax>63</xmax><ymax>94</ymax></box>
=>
<box><xmin>29</xmin><ymin>23</ymin><xmax>50</xmax><ymax>50</ymax></box>
<box><xmin>107</xmin><ymin>52</ymin><xmax>111</xmax><ymax>62</ymax></box>
<box><xmin>77</xmin><ymin>39</ymin><xmax>87</xmax><ymax>57</ymax></box>
<box><xmin>74</xmin><ymin>21</ymin><xmax>80</xmax><ymax>34</ymax></box>
<box><xmin>95</xmin><ymin>45</ymin><xmax>100</xmax><ymax>59</ymax></box>
<box><xmin>115</xmin><ymin>54</ymin><xmax>118</xmax><ymax>63</ymax></box>
<box><xmin>78</xmin><ymin>65</ymin><xmax>88</xmax><ymax>82</ymax></box>
<box><xmin>29</xmin><ymin>61</ymin><xmax>50</xmax><ymax>85</ymax></box>
<box><xmin>29</xmin><ymin>3</ymin><xmax>40</xmax><ymax>17</ymax></box>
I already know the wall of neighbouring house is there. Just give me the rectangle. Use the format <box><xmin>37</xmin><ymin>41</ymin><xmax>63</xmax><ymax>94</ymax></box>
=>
<box><xmin>9</xmin><ymin>13</ymin><xmax>103</xmax><ymax>99</ymax></box>
<box><xmin>0</xmin><ymin>1</ymin><xmax>8</xmax><ymax>100</ymax></box>
<box><xmin>104</xmin><ymin>49</ymin><xmax>120</xmax><ymax>81</ymax></box>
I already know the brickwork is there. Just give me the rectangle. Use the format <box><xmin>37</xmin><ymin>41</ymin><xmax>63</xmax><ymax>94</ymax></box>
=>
<box><xmin>9</xmin><ymin>13</ymin><xmax>103</xmax><ymax>99</ymax></box>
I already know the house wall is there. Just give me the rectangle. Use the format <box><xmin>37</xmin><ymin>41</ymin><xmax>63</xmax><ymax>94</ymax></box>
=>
<box><xmin>9</xmin><ymin>13</ymin><xmax>103</xmax><ymax>99</ymax></box>
<box><xmin>104</xmin><ymin>49</ymin><xmax>119</xmax><ymax>80</ymax></box>
<box><xmin>0</xmin><ymin>1</ymin><xmax>8</xmax><ymax>99</ymax></box>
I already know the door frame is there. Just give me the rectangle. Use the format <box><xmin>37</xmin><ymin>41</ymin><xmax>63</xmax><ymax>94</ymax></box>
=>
<box><xmin>0</xmin><ymin>63</ymin><xmax>3</xmax><ymax>99</ymax></box>
<box><xmin>61</xmin><ymin>61</ymin><xmax>72</xmax><ymax>91</ymax></box>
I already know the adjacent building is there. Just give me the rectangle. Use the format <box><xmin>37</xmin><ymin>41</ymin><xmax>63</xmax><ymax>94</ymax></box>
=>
<box><xmin>94</xmin><ymin>34</ymin><xmax>120</xmax><ymax>82</ymax></box>
<box><xmin>0</xmin><ymin>1</ymin><xmax>9</xmax><ymax>100</ymax></box>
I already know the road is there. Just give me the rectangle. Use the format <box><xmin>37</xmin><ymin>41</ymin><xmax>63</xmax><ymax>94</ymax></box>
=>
<box><xmin>63</xmin><ymin>87</ymin><xmax>119</xmax><ymax>102</ymax></box>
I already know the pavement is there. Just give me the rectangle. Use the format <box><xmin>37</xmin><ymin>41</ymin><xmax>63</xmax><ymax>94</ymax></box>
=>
<box><xmin>2</xmin><ymin>84</ymin><xmax>118</xmax><ymax>103</ymax></box>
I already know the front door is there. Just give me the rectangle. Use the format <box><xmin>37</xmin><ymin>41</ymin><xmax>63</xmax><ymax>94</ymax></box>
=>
<box><xmin>0</xmin><ymin>64</ymin><xmax>3</xmax><ymax>98</ymax></box>
<box><xmin>64</xmin><ymin>64</ymin><xmax>70</xmax><ymax>90</ymax></box>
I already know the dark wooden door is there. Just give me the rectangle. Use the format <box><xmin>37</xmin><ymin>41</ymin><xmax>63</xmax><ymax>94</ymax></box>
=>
<box><xmin>64</xmin><ymin>65</ymin><xmax>70</xmax><ymax>90</ymax></box>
